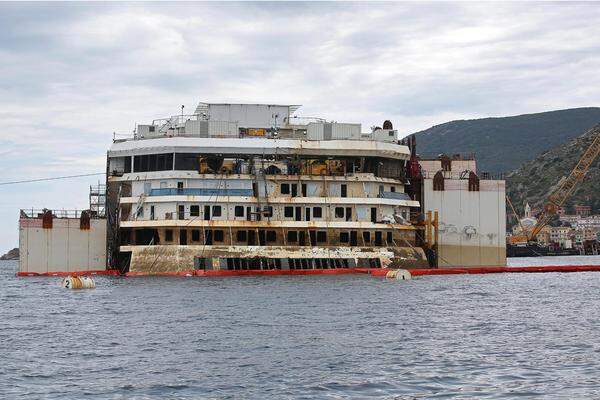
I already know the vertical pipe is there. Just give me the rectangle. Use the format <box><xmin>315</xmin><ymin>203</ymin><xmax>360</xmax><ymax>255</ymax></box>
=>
<box><xmin>434</xmin><ymin>210</ymin><xmax>439</xmax><ymax>246</ymax></box>
<box><xmin>426</xmin><ymin>210</ymin><xmax>432</xmax><ymax>246</ymax></box>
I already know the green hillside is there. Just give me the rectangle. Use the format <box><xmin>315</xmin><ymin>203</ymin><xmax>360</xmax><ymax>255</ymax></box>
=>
<box><xmin>413</xmin><ymin>107</ymin><xmax>600</xmax><ymax>173</ymax></box>
<box><xmin>506</xmin><ymin>126</ymin><xmax>600</xmax><ymax>215</ymax></box>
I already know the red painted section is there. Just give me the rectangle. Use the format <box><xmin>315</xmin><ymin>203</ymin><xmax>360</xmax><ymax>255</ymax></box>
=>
<box><xmin>406</xmin><ymin>265</ymin><xmax>600</xmax><ymax>276</ymax></box>
<box><xmin>17</xmin><ymin>265</ymin><xmax>600</xmax><ymax>278</ymax></box>
<box><xmin>125</xmin><ymin>268</ymin><xmax>378</xmax><ymax>277</ymax></box>
<box><xmin>125</xmin><ymin>270</ymin><xmax>196</xmax><ymax>277</ymax></box>
<box><xmin>16</xmin><ymin>270</ymin><xmax>120</xmax><ymax>277</ymax></box>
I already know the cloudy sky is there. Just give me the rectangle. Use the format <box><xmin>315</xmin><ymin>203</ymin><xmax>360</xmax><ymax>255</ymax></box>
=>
<box><xmin>1</xmin><ymin>2</ymin><xmax>599</xmax><ymax>249</ymax></box>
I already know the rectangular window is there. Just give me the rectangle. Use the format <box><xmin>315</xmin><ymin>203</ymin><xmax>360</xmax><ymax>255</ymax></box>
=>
<box><xmin>391</xmin><ymin>186</ymin><xmax>396</xmax><ymax>193</ymax></box>
<box><xmin>316</xmin><ymin>231</ymin><xmax>327</xmax><ymax>243</ymax></box>
<box><xmin>174</xmin><ymin>153</ymin><xmax>199</xmax><ymax>171</ymax></box>
<box><xmin>191</xmin><ymin>229</ymin><xmax>200</xmax><ymax>241</ymax></box>
<box><xmin>235</xmin><ymin>206</ymin><xmax>244</xmax><ymax>217</ymax></box>
<box><xmin>150</xmin><ymin>205</ymin><xmax>155</xmax><ymax>220</ymax></box>
<box><xmin>301</xmin><ymin>184</ymin><xmax>307</xmax><ymax>197</ymax></box>
<box><xmin>291</xmin><ymin>184</ymin><xmax>298</xmax><ymax>197</ymax></box>
<box><xmin>190</xmin><ymin>205</ymin><xmax>200</xmax><ymax>217</ymax></box>
<box><xmin>236</xmin><ymin>230</ymin><xmax>247</xmax><ymax>242</ymax></box>
<box><xmin>335</xmin><ymin>207</ymin><xmax>344</xmax><ymax>218</ymax></box>
<box><xmin>212</xmin><ymin>205</ymin><xmax>222</xmax><ymax>217</ymax></box>
<box><xmin>281</xmin><ymin>183</ymin><xmax>290</xmax><ymax>194</ymax></box>
<box><xmin>341</xmin><ymin>184</ymin><xmax>347</xmax><ymax>198</ymax></box>
<box><xmin>284</xmin><ymin>206</ymin><xmax>294</xmax><ymax>218</ymax></box>
<box><xmin>375</xmin><ymin>231</ymin><xmax>383</xmax><ymax>246</ymax></box>
<box><xmin>255</xmin><ymin>207</ymin><xmax>262</xmax><ymax>222</ymax></box>
<box><xmin>340</xmin><ymin>232</ymin><xmax>349</xmax><ymax>243</ymax></box>
<box><xmin>133</xmin><ymin>153</ymin><xmax>173</xmax><ymax>172</ymax></box>
<box><xmin>313</xmin><ymin>207</ymin><xmax>322</xmax><ymax>218</ymax></box>
<box><xmin>363</xmin><ymin>231</ymin><xmax>371</xmax><ymax>244</ymax></box>
<box><xmin>165</xmin><ymin>229</ymin><xmax>173</xmax><ymax>242</ymax></box>
<box><xmin>287</xmin><ymin>231</ymin><xmax>298</xmax><ymax>243</ymax></box>
<box><xmin>264</xmin><ymin>206</ymin><xmax>273</xmax><ymax>218</ymax></box>
<box><xmin>214</xmin><ymin>230</ymin><xmax>224</xmax><ymax>242</ymax></box>
<box><xmin>350</xmin><ymin>231</ymin><xmax>358</xmax><ymax>246</ymax></box>
<box><xmin>266</xmin><ymin>230</ymin><xmax>277</xmax><ymax>242</ymax></box>
<box><xmin>345</xmin><ymin>207</ymin><xmax>352</xmax><ymax>221</ymax></box>
<box><xmin>387</xmin><ymin>231</ymin><xmax>393</xmax><ymax>244</ymax></box>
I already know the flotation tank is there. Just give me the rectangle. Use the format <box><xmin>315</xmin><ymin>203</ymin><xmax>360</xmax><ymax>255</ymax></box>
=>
<box><xmin>385</xmin><ymin>269</ymin><xmax>412</xmax><ymax>280</ymax></box>
<box><xmin>62</xmin><ymin>276</ymin><xmax>95</xmax><ymax>289</ymax></box>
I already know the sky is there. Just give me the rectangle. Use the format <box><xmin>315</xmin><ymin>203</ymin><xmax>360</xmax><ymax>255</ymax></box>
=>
<box><xmin>1</xmin><ymin>1</ymin><xmax>599</xmax><ymax>250</ymax></box>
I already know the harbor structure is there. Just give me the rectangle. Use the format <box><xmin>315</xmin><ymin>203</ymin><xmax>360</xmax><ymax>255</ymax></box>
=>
<box><xmin>18</xmin><ymin>209</ymin><xmax>106</xmax><ymax>274</ymax></box>
<box><xmin>416</xmin><ymin>155</ymin><xmax>506</xmax><ymax>267</ymax></box>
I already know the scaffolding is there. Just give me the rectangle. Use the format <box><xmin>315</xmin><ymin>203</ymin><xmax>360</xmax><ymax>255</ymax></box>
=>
<box><xmin>89</xmin><ymin>183</ymin><xmax>106</xmax><ymax>218</ymax></box>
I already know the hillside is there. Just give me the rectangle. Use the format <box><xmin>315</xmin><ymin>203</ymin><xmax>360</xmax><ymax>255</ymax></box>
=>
<box><xmin>506</xmin><ymin>126</ymin><xmax>600</xmax><ymax>215</ymax></box>
<box><xmin>413</xmin><ymin>107</ymin><xmax>600</xmax><ymax>173</ymax></box>
<box><xmin>0</xmin><ymin>248</ymin><xmax>19</xmax><ymax>260</ymax></box>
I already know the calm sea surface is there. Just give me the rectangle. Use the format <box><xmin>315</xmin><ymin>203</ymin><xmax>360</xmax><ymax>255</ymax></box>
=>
<box><xmin>2</xmin><ymin>256</ymin><xmax>600</xmax><ymax>399</ymax></box>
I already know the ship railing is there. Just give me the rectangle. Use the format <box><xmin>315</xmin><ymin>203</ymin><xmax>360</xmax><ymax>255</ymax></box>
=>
<box><xmin>151</xmin><ymin>114</ymin><xmax>205</xmax><ymax>127</ymax></box>
<box><xmin>19</xmin><ymin>209</ymin><xmax>102</xmax><ymax>219</ymax></box>
<box><xmin>420</xmin><ymin>170</ymin><xmax>505</xmax><ymax>180</ymax></box>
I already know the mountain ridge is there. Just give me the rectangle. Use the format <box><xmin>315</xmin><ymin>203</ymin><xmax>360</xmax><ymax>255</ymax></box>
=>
<box><xmin>413</xmin><ymin>107</ymin><xmax>600</xmax><ymax>173</ymax></box>
<box><xmin>506</xmin><ymin>125</ymin><xmax>600</xmax><ymax>215</ymax></box>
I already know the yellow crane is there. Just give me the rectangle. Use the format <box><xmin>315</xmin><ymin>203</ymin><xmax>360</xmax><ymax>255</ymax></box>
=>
<box><xmin>509</xmin><ymin>124</ymin><xmax>600</xmax><ymax>245</ymax></box>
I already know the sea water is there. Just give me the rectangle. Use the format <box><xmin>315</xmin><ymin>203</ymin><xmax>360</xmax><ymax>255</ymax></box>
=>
<box><xmin>2</xmin><ymin>256</ymin><xmax>600</xmax><ymax>399</ymax></box>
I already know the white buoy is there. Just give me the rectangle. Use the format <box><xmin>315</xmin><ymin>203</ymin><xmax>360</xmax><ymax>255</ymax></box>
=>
<box><xmin>395</xmin><ymin>269</ymin><xmax>412</xmax><ymax>280</ymax></box>
<box><xmin>385</xmin><ymin>269</ymin><xmax>412</xmax><ymax>280</ymax></box>
<box><xmin>62</xmin><ymin>276</ymin><xmax>95</xmax><ymax>289</ymax></box>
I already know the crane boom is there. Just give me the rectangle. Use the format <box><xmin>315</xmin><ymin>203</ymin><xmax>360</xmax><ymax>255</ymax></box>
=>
<box><xmin>528</xmin><ymin>124</ymin><xmax>600</xmax><ymax>241</ymax></box>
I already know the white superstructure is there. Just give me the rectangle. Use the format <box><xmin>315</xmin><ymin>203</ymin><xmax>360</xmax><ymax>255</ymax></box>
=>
<box><xmin>105</xmin><ymin>102</ymin><xmax>428</xmax><ymax>274</ymax></box>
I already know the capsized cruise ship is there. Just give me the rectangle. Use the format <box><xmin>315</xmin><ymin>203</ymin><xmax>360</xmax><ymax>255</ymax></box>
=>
<box><xmin>18</xmin><ymin>101</ymin><xmax>508</xmax><ymax>276</ymax></box>
<box><xmin>105</xmin><ymin>102</ymin><xmax>431</xmax><ymax>274</ymax></box>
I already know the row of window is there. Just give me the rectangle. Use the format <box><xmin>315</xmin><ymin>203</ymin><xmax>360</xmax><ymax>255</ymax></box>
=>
<box><xmin>160</xmin><ymin>228</ymin><xmax>394</xmax><ymax>246</ymax></box>
<box><xmin>196</xmin><ymin>257</ymin><xmax>382</xmax><ymax>271</ymax></box>
<box><xmin>139</xmin><ymin>179</ymin><xmax>399</xmax><ymax>199</ymax></box>
<box><xmin>114</xmin><ymin>154</ymin><xmax>405</xmax><ymax>179</ymax></box>
<box><xmin>220</xmin><ymin>258</ymin><xmax>360</xmax><ymax>271</ymax></box>
<box><xmin>281</xmin><ymin>183</ymin><xmax>395</xmax><ymax>197</ymax></box>
<box><xmin>146</xmin><ymin>204</ymin><xmax>378</xmax><ymax>222</ymax></box>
